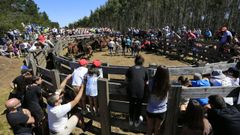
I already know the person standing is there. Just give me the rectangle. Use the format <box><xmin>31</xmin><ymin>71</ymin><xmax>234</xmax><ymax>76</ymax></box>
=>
<box><xmin>24</xmin><ymin>76</ymin><xmax>47</xmax><ymax>135</ymax></box>
<box><xmin>126</xmin><ymin>55</ymin><xmax>148</xmax><ymax>127</ymax></box>
<box><xmin>72</xmin><ymin>59</ymin><xmax>88</xmax><ymax>114</ymax></box>
<box><xmin>146</xmin><ymin>66</ymin><xmax>170</xmax><ymax>135</ymax></box>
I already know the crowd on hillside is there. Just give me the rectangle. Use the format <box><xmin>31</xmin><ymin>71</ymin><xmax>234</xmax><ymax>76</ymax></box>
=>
<box><xmin>4</xmin><ymin>53</ymin><xmax>240</xmax><ymax>135</ymax></box>
<box><xmin>0</xmin><ymin>24</ymin><xmax>108</xmax><ymax>58</ymax></box>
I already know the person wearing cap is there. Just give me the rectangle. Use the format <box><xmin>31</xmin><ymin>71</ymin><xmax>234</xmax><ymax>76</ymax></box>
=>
<box><xmin>191</xmin><ymin>73</ymin><xmax>210</xmax><ymax>87</ymax></box>
<box><xmin>85</xmin><ymin>60</ymin><xmax>103</xmax><ymax>115</ymax></box>
<box><xmin>5</xmin><ymin>98</ymin><xmax>35</xmax><ymax>135</ymax></box>
<box><xmin>10</xmin><ymin>69</ymin><xmax>33</xmax><ymax>103</ymax></box>
<box><xmin>47</xmin><ymin>74</ymin><xmax>92</xmax><ymax>134</ymax></box>
<box><xmin>210</xmin><ymin>69</ymin><xmax>232</xmax><ymax>86</ymax></box>
<box><xmin>72</xmin><ymin>59</ymin><xmax>88</xmax><ymax>114</ymax></box>
<box><xmin>24</xmin><ymin>76</ymin><xmax>47</xmax><ymax>135</ymax></box>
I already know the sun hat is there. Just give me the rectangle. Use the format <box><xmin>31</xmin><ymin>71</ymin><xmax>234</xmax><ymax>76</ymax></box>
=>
<box><xmin>79</xmin><ymin>59</ymin><xmax>88</xmax><ymax>66</ymax></box>
<box><xmin>211</xmin><ymin>69</ymin><xmax>226</xmax><ymax>79</ymax></box>
<box><xmin>92</xmin><ymin>60</ymin><xmax>101</xmax><ymax>67</ymax></box>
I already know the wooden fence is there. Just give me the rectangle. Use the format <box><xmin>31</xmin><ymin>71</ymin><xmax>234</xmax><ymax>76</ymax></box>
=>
<box><xmin>25</xmin><ymin>35</ymin><xmax>240</xmax><ymax>135</ymax></box>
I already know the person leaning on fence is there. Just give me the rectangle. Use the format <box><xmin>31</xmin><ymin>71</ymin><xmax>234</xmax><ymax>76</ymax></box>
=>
<box><xmin>146</xmin><ymin>66</ymin><xmax>170</xmax><ymax>135</ymax></box>
<box><xmin>47</xmin><ymin>74</ymin><xmax>92</xmax><ymax>135</ymax></box>
<box><xmin>24</xmin><ymin>76</ymin><xmax>48</xmax><ymax>135</ymax></box>
<box><xmin>209</xmin><ymin>69</ymin><xmax>232</xmax><ymax>86</ymax></box>
<box><xmin>181</xmin><ymin>100</ymin><xmax>212</xmax><ymax>135</ymax></box>
<box><xmin>191</xmin><ymin>73</ymin><xmax>211</xmax><ymax>87</ymax></box>
<box><xmin>5</xmin><ymin>98</ymin><xmax>35</xmax><ymax>135</ymax></box>
<box><xmin>71</xmin><ymin>59</ymin><xmax>88</xmax><ymax>114</ymax></box>
<box><xmin>10</xmin><ymin>69</ymin><xmax>33</xmax><ymax>103</ymax></box>
<box><xmin>206</xmin><ymin>95</ymin><xmax>240</xmax><ymax>135</ymax></box>
<box><xmin>85</xmin><ymin>60</ymin><xmax>103</xmax><ymax>116</ymax></box>
<box><xmin>126</xmin><ymin>55</ymin><xmax>148</xmax><ymax>127</ymax></box>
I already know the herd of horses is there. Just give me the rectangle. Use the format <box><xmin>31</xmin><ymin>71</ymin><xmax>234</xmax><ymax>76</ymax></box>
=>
<box><xmin>66</xmin><ymin>36</ymin><xmax>110</xmax><ymax>59</ymax></box>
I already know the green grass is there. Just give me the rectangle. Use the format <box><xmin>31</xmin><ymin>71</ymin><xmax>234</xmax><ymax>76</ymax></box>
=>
<box><xmin>0</xmin><ymin>88</ymin><xmax>13</xmax><ymax>135</ymax></box>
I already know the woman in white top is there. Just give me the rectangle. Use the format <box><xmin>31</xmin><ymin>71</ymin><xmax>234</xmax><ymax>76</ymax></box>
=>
<box><xmin>147</xmin><ymin>66</ymin><xmax>170</xmax><ymax>135</ymax></box>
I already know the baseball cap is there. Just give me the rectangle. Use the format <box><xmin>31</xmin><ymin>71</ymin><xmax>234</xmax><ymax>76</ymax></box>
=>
<box><xmin>79</xmin><ymin>59</ymin><xmax>88</xmax><ymax>66</ymax></box>
<box><xmin>92</xmin><ymin>60</ymin><xmax>101</xmax><ymax>67</ymax></box>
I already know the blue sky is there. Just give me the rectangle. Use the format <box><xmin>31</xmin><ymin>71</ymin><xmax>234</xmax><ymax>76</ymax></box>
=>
<box><xmin>34</xmin><ymin>0</ymin><xmax>107</xmax><ymax>27</ymax></box>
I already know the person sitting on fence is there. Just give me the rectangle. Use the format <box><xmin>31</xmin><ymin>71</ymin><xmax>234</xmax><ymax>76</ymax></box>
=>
<box><xmin>72</xmin><ymin>59</ymin><xmax>88</xmax><ymax>114</ymax></box>
<box><xmin>47</xmin><ymin>74</ymin><xmax>92</xmax><ymax>135</ymax></box>
<box><xmin>209</xmin><ymin>69</ymin><xmax>232</xmax><ymax>86</ymax></box>
<box><xmin>10</xmin><ymin>69</ymin><xmax>33</xmax><ymax>103</ymax></box>
<box><xmin>85</xmin><ymin>60</ymin><xmax>103</xmax><ymax>116</ymax></box>
<box><xmin>181</xmin><ymin>100</ymin><xmax>212</xmax><ymax>135</ymax></box>
<box><xmin>191</xmin><ymin>73</ymin><xmax>211</xmax><ymax>87</ymax></box>
<box><xmin>207</xmin><ymin>95</ymin><xmax>240</xmax><ymax>135</ymax></box>
<box><xmin>24</xmin><ymin>76</ymin><xmax>48</xmax><ymax>135</ymax></box>
<box><xmin>5</xmin><ymin>98</ymin><xmax>35</xmax><ymax>135</ymax></box>
<box><xmin>147</xmin><ymin>66</ymin><xmax>170</xmax><ymax>135</ymax></box>
<box><xmin>126</xmin><ymin>55</ymin><xmax>148</xmax><ymax>127</ymax></box>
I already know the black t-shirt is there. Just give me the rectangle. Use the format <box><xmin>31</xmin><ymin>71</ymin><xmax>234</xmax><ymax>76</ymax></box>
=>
<box><xmin>12</xmin><ymin>75</ymin><xmax>32</xmax><ymax>101</ymax></box>
<box><xmin>208</xmin><ymin>106</ymin><xmax>240</xmax><ymax>135</ymax></box>
<box><xmin>6</xmin><ymin>109</ymin><xmax>32</xmax><ymax>134</ymax></box>
<box><xmin>24</xmin><ymin>84</ymin><xmax>44</xmax><ymax>122</ymax></box>
<box><xmin>126</xmin><ymin>65</ymin><xmax>148</xmax><ymax>98</ymax></box>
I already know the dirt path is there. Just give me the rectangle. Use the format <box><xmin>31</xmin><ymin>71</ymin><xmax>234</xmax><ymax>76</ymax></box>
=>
<box><xmin>89</xmin><ymin>51</ymin><xmax>188</xmax><ymax>67</ymax></box>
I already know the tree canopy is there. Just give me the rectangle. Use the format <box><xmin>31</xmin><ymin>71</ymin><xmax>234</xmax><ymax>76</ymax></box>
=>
<box><xmin>71</xmin><ymin>0</ymin><xmax>240</xmax><ymax>32</ymax></box>
<box><xmin>0</xmin><ymin>0</ymin><xmax>59</xmax><ymax>35</ymax></box>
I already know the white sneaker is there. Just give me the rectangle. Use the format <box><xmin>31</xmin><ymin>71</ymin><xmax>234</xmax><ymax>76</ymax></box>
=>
<box><xmin>134</xmin><ymin>115</ymin><xmax>143</xmax><ymax>127</ymax></box>
<box><xmin>129</xmin><ymin>117</ymin><xmax>134</xmax><ymax>126</ymax></box>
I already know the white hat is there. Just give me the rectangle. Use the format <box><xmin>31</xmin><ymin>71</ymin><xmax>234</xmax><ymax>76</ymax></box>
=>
<box><xmin>211</xmin><ymin>70</ymin><xmax>226</xmax><ymax>79</ymax></box>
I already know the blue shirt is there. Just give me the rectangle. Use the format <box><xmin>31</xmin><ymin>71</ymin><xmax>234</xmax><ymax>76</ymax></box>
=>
<box><xmin>191</xmin><ymin>79</ymin><xmax>211</xmax><ymax>87</ymax></box>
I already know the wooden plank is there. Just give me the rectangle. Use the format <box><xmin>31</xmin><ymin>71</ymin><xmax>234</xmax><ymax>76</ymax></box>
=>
<box><xmin>102</xmin><ymin>66</ymin><xmax>128</xmax><ymax>75</ymax></box>
<box><xmin>42</xmin><ymin>80</ymin><xmax>55</xmax><ymax>92</ymax></box>
<box><xmin>164</xmin><ymin>86</ymin><xmax>182</xmax><ymax>135</ymax></box>
<box><xmin>37</xmin><ymin>66</ymin><xmax>52</xmax><ymax>78</ymax></box>
<box><xmin>169</xmin><ymin>63</ymin><xmax>235</xmax><ymax>76</ymax></box>
<box><xmin>181</xmin><ymin>86</ymin><xmax>238</xmax><ymax>99</ymax></box>
<box><xmin>109</xmin><ymin>100</ymin><xmax>147</xmax><ymax>115</ymax></box>
<box><xmin>98</xmin><ymin>78</ymin><xmax>111</xmax><ymax>135</ymax></box>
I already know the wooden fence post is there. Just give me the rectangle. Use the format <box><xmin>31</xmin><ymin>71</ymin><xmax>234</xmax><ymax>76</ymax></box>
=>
<box><xmin>51</xmin><ymin>69</ymin><xmax>61</xmax><ymax>90</ymax></box>
<box><xmin>163</xmin><ymin>85</ymin><xmax>182</xmax><ymax>135</ymax></box>
<box><xmin>98</xmin><ymin>78</ymin><xmax>111</xmax><ymax>135</ymax></box>
<box><xmin>102</xmin><ymin>63</ymin><xmax>109</xmax><ymax>80</ymax></box>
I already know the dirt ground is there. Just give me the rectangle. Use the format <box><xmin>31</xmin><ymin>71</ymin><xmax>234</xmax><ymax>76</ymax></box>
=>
<box><xmin>0</xmin><ymin>51</ymin><xmax>188</xmax><ymax>135</ymax></box>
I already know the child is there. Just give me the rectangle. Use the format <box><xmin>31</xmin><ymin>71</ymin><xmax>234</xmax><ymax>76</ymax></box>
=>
<box><xmin>85</xmin><ymin>60</ymin><xmax>102</xmax><ymax>115</ymax></box>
